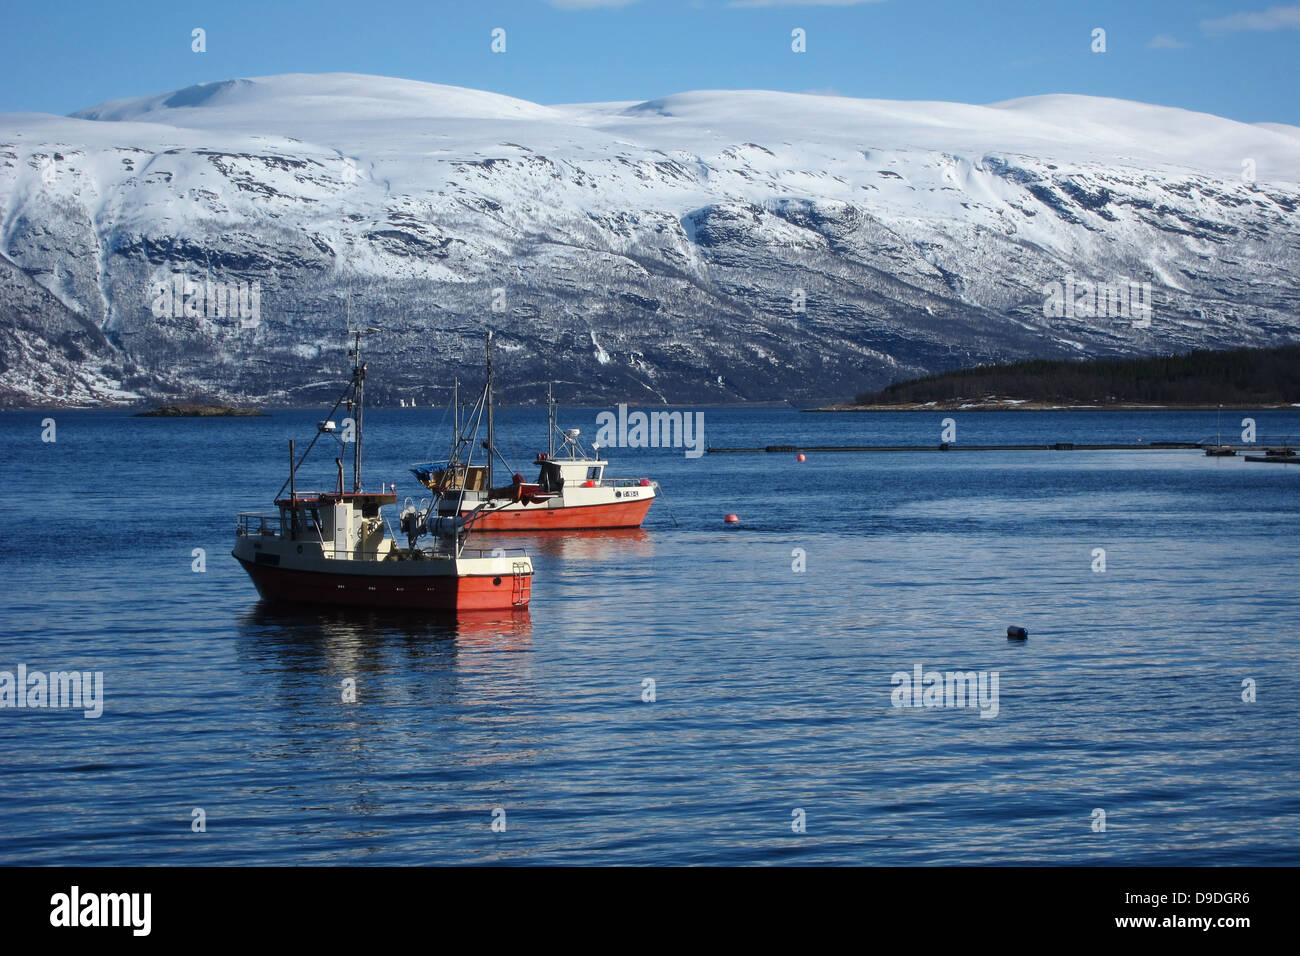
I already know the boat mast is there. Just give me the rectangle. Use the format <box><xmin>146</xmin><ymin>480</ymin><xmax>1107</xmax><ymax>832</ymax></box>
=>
<box><xmin>288</xmin><ymin>439</ymin><xmax>297</xmax><ymax>536</ymax></box>
<box><xmin>347</xmin><ymin>326</ymin><xmax>378</xmax><ymax>493</ymax></box>
<box><xmin>352</xmin><ymin>329</ymin><xmax>363</xmax><ymax>492</ymax></box>
<box><xmin>452</xmin><ymin>376</ymin><xmax>459</xmax><ymax>455</ymax></box>
<box><xmin>485</xmin><ymin>331</ymin><xmax>494</xmax><ymax>491</ymax></box>
<box><xmin>548</xmin><ymin>381</ymin><xmax>556</xmax><ymax>458</ymax></box>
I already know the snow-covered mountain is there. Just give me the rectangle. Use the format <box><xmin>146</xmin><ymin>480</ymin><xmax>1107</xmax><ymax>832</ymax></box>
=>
<box><xmin>2</xmin><ymin>72</ymin><xmax>1298</xmax><ymax>407</ymax></box>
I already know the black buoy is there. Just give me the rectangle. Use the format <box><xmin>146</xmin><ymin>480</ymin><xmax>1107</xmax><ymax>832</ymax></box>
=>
<box><xmin>1007</xmin><ymin>626</ymin><xmax>1029</xmax><ymax>641</ymax></box>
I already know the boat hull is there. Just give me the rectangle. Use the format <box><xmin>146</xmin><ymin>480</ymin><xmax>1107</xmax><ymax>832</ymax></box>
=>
<box><xmin>452</xmin><ymin>497</ymin><xmax>654</xmax><ymax>531</ymax></box>
<box><xmin>233</xmin><ymin>554</ymin><xmax>531</xmax><ymax>612</ymax></box>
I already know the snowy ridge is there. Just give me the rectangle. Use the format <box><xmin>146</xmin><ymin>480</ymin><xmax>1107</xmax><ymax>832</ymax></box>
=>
<box><xmin>1</xmin><ymin>72</ymin><xmax>1298</xmax><ymax>406</ymax></box>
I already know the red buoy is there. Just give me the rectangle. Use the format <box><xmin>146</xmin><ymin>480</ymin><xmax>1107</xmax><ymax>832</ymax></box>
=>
<box><xmin>724</xmin><ymin>513</ymin><xmax>740</xmax><ymax>524</ymax></box>
<box><xmin>796</xmin><ymin>453</ymin><xmax>806</xmax><ymax>462</ymax></box>
<box><xmin>639</xmin><ymin>478</ymin><xmax>651</xmax><ymax>486</ymax></box>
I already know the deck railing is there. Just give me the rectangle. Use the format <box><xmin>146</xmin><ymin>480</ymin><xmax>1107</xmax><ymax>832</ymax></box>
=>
<box><xmin>401</xmin><ymin>545</ymin><xmax>531</xmax><ymax>560</ymax></box>
<box><xmin>236</xmin><ymin>512</ymin><xmax>282</xmax><ymax>537</ymax></box>
<box><xmin>458</xmin><ymin>546</ymin><xmax>530</xmax><ymax>559</ymax></box>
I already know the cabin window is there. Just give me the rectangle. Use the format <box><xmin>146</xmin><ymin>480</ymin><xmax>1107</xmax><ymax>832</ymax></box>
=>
<box><xmin>285</xmin><ymin>507</ymin><xmax>321</xmax><ymax>538</ymax></box>
<box><xmin>586</xmin><ymin>467</ymin><xmax>602</xmax><ymax>481</ymax></box>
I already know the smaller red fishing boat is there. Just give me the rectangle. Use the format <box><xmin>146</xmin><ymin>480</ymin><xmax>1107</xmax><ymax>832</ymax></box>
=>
<box><xmin>411</xmin><ymin>337</ymin><xmax>658</xmax><ymax>531</ymax></box>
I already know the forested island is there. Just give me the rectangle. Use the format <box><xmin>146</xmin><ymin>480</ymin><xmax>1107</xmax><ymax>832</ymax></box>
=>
<box><xmin>821</xmin><ymin>345</ymin><xmax>1300</xmax><ymax>411</ymax></box>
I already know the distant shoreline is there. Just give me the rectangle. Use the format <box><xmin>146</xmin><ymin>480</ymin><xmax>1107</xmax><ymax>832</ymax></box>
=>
<box><xmin>809</xmin><ymin>401</ymin><xmax>1300</xmax><ymax>412</ymax></box>
<box><xmin>2</xmin><ymin>400</ymin><xmax>1298</xmax><ymax>415</ymax></box>
<box><xmin>838</xmin><ymin>345</ymin><xmax>1300</xmax><ymax>412</ymax></box>
<box><xmin>133</xmin><ymin>404</ymin><xmax>267</xmax><ymax>418</ymax></box>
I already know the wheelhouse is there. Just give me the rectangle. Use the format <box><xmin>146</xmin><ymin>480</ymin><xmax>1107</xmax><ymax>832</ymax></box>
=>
<box><xmin>235</xmin><ymin>491</ymin><xmax>399</xmax><ymax>561</ymax></box>
<box><xmin>535</xmin><ymin>454</ymin><xmax>607</xmax><ymax>490</ymax></box>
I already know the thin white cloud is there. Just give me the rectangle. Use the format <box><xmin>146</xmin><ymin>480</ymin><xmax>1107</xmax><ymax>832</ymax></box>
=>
<box><xmin>1201</xmin><ymin>4</ymin><xmax>1300</xmax><ymax>35</ymax></box>
<box><xmin>730</xmin><ymin>1</ymin><xmax>886</xmax><ymax>8</ymax></box>
<box><xmin>1147</xmin><ymin>33</ymin><xmax>1188</xmax><ymax>49</ymax></box>
<box><xmin>547</xmin><ymin>0</ymin><xmax>640</xmax><ymax>9</ymax></box>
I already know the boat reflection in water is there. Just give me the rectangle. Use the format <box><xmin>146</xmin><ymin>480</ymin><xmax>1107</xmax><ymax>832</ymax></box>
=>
<box><xmin>236</xmin><ymin>602</ymin><xmax>533</xmax><ymax>674</ymax></box>
<box><xmin>232</xmin><ymin>601</ymin><xmax>541</xmax><ymax>819</ymax></box>
<box><xmin>491</xmin><ymin>527</ymin><xmax>656</xmax><ymax>563</ymax></box>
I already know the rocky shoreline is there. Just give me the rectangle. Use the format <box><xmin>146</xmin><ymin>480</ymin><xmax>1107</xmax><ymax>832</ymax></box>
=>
<box><xmin>134</xmin><ymin>404</ymin><xmax>266</xmax><ymax>418</ymax></box>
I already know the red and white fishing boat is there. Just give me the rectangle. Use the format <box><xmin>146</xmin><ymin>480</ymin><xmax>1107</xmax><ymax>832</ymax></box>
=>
<box><xmin>410</xmin><ymin>337</ymin><xmax>658</xmax><ymax>531</ymax></box>
<box><xmin>233</xmin><ymin>329</ymin><xmax>533</xmax><ymax>612</ymax></box>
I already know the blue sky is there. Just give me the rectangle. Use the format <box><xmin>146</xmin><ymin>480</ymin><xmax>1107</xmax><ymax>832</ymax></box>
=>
<box><xmin>2</xmin><ymin>1</ymin><xmax>1298</xmax><ymax>123</ymax></box>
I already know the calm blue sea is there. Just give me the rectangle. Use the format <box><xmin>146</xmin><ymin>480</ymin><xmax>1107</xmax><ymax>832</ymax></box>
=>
<box><xmin>1</xmin><ymin>406</ymin><xmax>1297</xmax><ymax>865</ymax></box>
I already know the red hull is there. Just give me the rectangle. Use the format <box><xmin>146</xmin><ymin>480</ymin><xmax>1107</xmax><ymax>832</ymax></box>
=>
<box><xmin>456</xmin><ymin>498</ymin><xmax>653</xmax><ymax>531</ymax></box>
<box><xmin>235</xmin><ymin>557</ymin><xmax>530</xmax><ymax>611</ymax></box>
